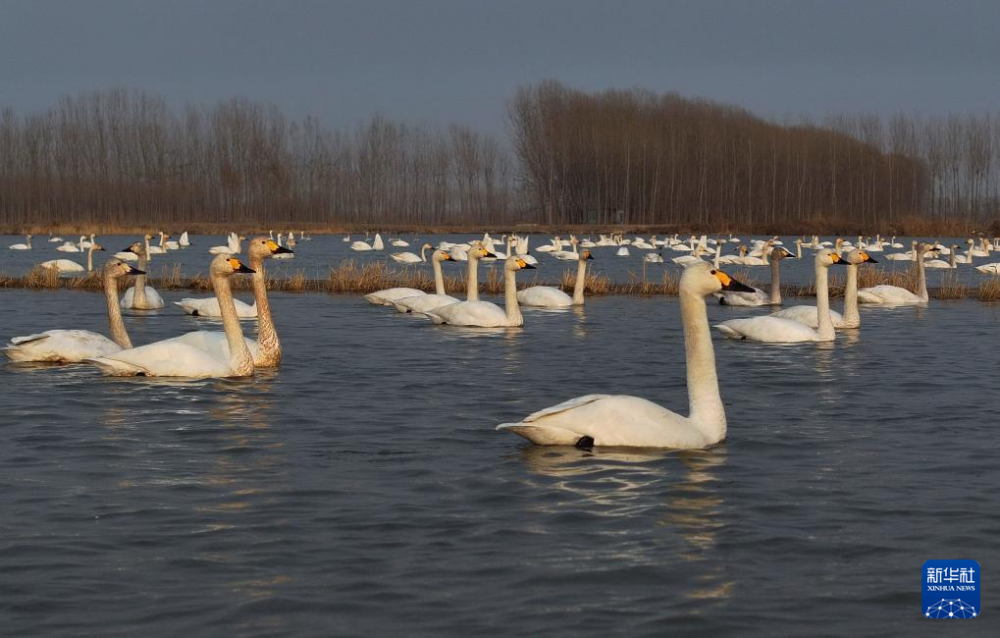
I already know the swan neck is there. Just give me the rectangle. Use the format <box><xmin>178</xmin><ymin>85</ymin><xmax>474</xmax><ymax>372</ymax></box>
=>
<box><xmin>432</xmin><ymin>257</ymin><xmax>446</xmax><ymax>295</ymax></box>
<box><xmin>843</xmin><ymin>264</ymin><xmax>860</xmax><ymax>328</ymax></box>
<box><xmin>466</xmin><ymin>255</ymin><xmax>479</xmax><ymax>301</ymax></box>
<box><xmin>134</xmin><ymin>251</ymin><xmax>148</xmax><ymax>304</ymax></box>
<box><xmin>816</xmin><ymin>263</ymin><xmax>835</xmax><ymax>341</ymax></box>
<box><xmin>87</xmin><ymin>245</ymin><xmax>94</xmax><ymax>272</ymax></box>
<box><xmin>572</xmin><ymin>259</ymin><xmax>587</xmax><ymax>305</ymax></box>
<box><xmin>680</xmin><ymin>289</ymin><xmax>726</xmax><ymax>441</ymax></box>
<box><xmin>104</xmin><ymin>272</ymin><xmax>131</xmax><ymax>349</ymax></box>
<box><xmin>769</xmin><ymin>257</ymin><xmax>782</xmax><ymax>304</ymax></box>
<box><xmin>213</xmin><ymin>271</ymin><xmax>254</xmax><ymax>376</ymax></box>
<box><xmin>250</xmin><ymin>255</ymin><xmax>280</xmax><ymax>366</ymax></box>
<box><xmin>916</xmin><ymin>254</ymin><xmax>928</xmax><ymax>301</ymax></box>
<box><xmin>504</xmin><ymin>268</ymin><xmax>523</xmax><ymax>326</ymax></box>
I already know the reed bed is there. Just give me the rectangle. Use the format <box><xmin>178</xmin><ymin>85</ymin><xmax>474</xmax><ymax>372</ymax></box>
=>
<box><xmin>3</xmin><ymin>262</ymin><xmax>1000</xmax><ymax>300</ymax></box>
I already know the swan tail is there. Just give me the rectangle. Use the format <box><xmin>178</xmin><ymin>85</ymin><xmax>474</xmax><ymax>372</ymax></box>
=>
<box><xmin>496</xmin><ymin>423</ymin><xmax>585</xmax><ymax>446</ymax></box>
<box><xmin>712</xmin><ymin>323</ymin><xmax>743</xmax><ymax>339</ymax></box>
<box><xmin>9</xmin><ymin>333</ymin><xmax>50</xmax><ymax>346</ymax></box>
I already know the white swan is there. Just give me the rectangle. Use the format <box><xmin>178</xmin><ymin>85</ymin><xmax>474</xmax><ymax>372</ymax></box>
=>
<box><xmin>425</xmin><ymin>256</ymin><xmax>535</xmax><ymax>327</ymax></box>
<box><xmin>770</xmin><ymin>248</ymin><xmax>876</xmax><ymax>329</ymax></box>
<box><xmin>372</xmin><ymin>233</ymin><xmax>385</xmax><ymax>250</ymax></box>
<box><xmin>391</xmin><ymin>243</ymin><xmax>432</xmax><ymax>264</ymax></box>
<box><xmin>86</xmin><ymin>255</ymin><xmax>256</xmax><ymax>378</ymax></box>
<box><xmin>179</xmin><ymin>231</ymin><xmax>190</xmax><ymax>247</ymax></box>
<box><xmin>497</xmin><ymin>263</ymin><xmax>754</xmax><ymax>448</ymax></box>
<box><xmin>517</xmin><ymin>250</ymin><xmax>593</xmax><ymax>308</ymax></box>
<box><xmin>714</xmin><ymin>249</ymin><xmax>847</xmax><ymax>343</ymax></box>
<box><xmin>40</xmin><ymin>242</ymin><xmax>106</xmax><ymax>273</ymax></box>
<box><xmin>209</xmin><ymin>232</ymin><xmax>241</xmax><ymax>255</ymax></box>
<box><xmin>391</xmin><ymin>250</ymin><xmax>460</xmax><ymax>315</ymax></box>
<box><xmin>168</xmin><ymin>238</ymin><xmax>292</xmax><ymax>367</ymax></box>
<box><xmin>56</xmin><ymin>238</ymin><xmax>81</xmax><ymax>252</ymax></box>
<box><xmin>715</xmin><ymin>246</ymin><xmax>794</xmax><ymax>306</ymax></box>
<box><xmin>365</xmin><ymin>243</ymin><xmax>493</xmax><ymax>306</ymax></box>
<box><xmin>351</xmin><ymin>240</ymin><xmax>374</xmax><ymax>251</ymax></box>
<box><xmin>858</xmin><ymin>243</ymin><xmax>929</xmax><ymax>305</ymax></box>
<box><xmin>3</xmin><ymin>260</ymin><xmax>144</xmax><ymax>363</ymax></box>
<box><xmin>391</xmin><ymin>238</ymin><xmax>410</xmax><ymax>247</ymax></box>
<box><xmin>9</xmin><ymin>234</ymin><xmax>31</xmax><ymax>250</ymax></box>
<box><xmin>975</xmin><ymin>262</ymin><xmax>1000</xmax><ymax>274</ymax></box>
<box><xmin>120</xmin><ymin>237</ymin><xmax>164</xmax><ymax>309</ymax></box>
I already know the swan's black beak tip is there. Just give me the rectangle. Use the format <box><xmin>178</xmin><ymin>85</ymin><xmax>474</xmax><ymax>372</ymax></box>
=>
<box><xmin>129</xmin><ymin>267</ymin><xmax>146</xmax><ymax>275</ymax></box>
<box><xmin>236</xmin><ymin>264</ymin><xmax>256</xmax><ymax>274</ymax></box>
<box><xmin>521</xmin><ymin>262</ymin><xmax>536</xmax><ymax>269</ymax></box>
<box><xmin>867</xmin><ymin>257</ymin><xmax>879</xmax><ymax>264</ymax></box>
<box><xmin>273</xmin><ymin>245</ymin><xmax>293</xmax><ymax>255</ymax></box>
<box><xmin>723</xmin><ymin>278</ymin><xmax>755</xmax><ymax>293</ymax></box>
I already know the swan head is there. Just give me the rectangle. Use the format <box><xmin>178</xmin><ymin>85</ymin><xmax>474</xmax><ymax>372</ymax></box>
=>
<box><xmin>506</xmin><ymin>256</ymin><xmax>536</xmax><ymax>271</ymax></box>
<box><xmin>580</xmin><ymin>250</ymin><xmax>594</xmax><ymax>261</ymax></box>
<box><xmin>422</xmin><ymin>243</ymin><xmax>433</xmax><ymax>250</ymax></box>
<box><xmin>91</xmin><ymin>243</ymin><xmax>106</xmax><ymax>252</ymax></box>
<box><xmin>432</xmin><ymin>249</ymin><xmax>455</xmax><ymax>262</ymax></box>
<box><xmin>682</xmin><ymin>262</ymin><xmax>754</xmax><ymax>295</ymax></box>
<box><xmin>816</xmin><ymin>249</ymin><xmax>847</xmax><ymax>267</ymax></box>
<box><xmin>211</xmin><ymin>254</ymin><xmax>256</xmax><ymax>276</ymax></box>
<box><xmin>249</xmin><ymin>236</ymin><xmax>293</xmax><ymax>259</ymax></box>
<box><xmin>846</xmin><ymin>248</ymin><xmax>878</xmax><ymax>264</ymax></box>
<box><xmin>771</xmin><ymin>246</ymin><xmax>795</xmax><ymax>260</ymax></box>
<box><xmin>915</xmin><ymin>242</ymin><xmax>931</xmax><ymax>255</ymax></box>
<box><xmin>121</xmin><ymin>241</ymin><xmax>143</xmax><ymax>255</ymax></box>
<box><xmin>105</xmin><ymin>259</ymin><xmax>145</xmax><ymax>278</ymax></box>
<box><xmin>469</xmin><ymin>243</ymin><xmax>497</xmax><ymax>260</ymax></box>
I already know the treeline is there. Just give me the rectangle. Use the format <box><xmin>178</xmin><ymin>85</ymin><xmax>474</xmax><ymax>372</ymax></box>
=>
<box><xmin>0</xmin><ymin>89</ymin><xmax>515</xmax><ymax>227</ymax></box>
<box><xmin>1</xmin><ymin>84</ymin><xmax>999</xmax><ymax>230</ymax></box>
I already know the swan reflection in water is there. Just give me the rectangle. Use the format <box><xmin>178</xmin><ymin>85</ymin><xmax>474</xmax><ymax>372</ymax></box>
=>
<box><xmin>518</xmin><ymin>445</ymin><xmax>733</xmax><ymax>601</ymax></box>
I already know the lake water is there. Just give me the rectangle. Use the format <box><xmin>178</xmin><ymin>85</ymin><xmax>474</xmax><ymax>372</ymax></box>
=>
<box><xmin>1</xmin><ymin>285</ymin><xmax>998</xmax><ymax>635</ymax></box>
<box><xmin>3</xmin><ymin>234</ymin><xmax>997</xmax><ymax>290</ymax></box>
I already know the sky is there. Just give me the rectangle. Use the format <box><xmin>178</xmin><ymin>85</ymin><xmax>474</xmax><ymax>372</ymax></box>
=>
<box><xmin>2</xmin><ymin>0</ymin><xmax>999</xmax><ymax>134</ymax></box>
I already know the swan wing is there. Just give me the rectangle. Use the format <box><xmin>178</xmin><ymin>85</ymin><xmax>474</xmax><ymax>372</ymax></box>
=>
<box><xmin>714</xmin><ymin>288</ymin><xmax>767</xmax><ymax>306</ymax></box>
<box><xmin>86</xmin><ymin>341</ymin><xmax>236</xmax><ymax>378</ymax></box>
<box><xmin>392</xmin><ymin>294</ymin><xmax>458</xmax><ymax>314</ymax></box>
<box><xmin>516</xmin><ymin>286</ymin><xmax>572</xmax><ymax>307</ymax></box>
<box><xmin>4</xmin><ymin>330</ymin><xmax>120</xmax><ymax>363</ymax></box>
<box><xmin>713</xmin><ymin>316</ymin><xmax>819</xmax><ymax>343</ymax></box>
<box><xmin>499</xmin><ymin>395</ymin><xmax>705</xmax><ymax>448</ymax></box>
<box><xmin>163</xmin><ymin>331</ymin><xmax>261</xmax><ymax>363</ymax></box>
<box><xmin>174</xmin><ymin>297</ymin><xmax>257</xmax><ymax>318</ymax></box>
<box><xmin>363</xmin><ymin>287</ymin><xmax>426</xmax><ymax>306</ymax></box>
<box><xmin>425</xmin><ymin>300</ymin><xmax>506</xmax><ymax>326</ymax></box>
<box><xmin>857</xmin><ymin>285</ymin><xmax>920</xmax><ymax>305</ymax></box>
<box><xmin>770</xmin><ymin>305</ymin><xmax>845</xmax><ymax>328</ymax></box>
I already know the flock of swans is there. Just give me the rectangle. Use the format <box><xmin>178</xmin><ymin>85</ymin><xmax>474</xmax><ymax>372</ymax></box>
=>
<box><xmin>3</xmin><ymin>229</ymin><xmax>997</xmax><ymax>451</ymax></box>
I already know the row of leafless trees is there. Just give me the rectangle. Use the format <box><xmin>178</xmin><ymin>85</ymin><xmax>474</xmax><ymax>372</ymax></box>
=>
<box><xmin>1</xmin><ymin>84</ymin><xmax>998</xmax><ymax>229</ymax></box>
<box><xmin>0</xmin><ymin>89</ymin><xmax>515</xmax><ymax>227</ymax></box>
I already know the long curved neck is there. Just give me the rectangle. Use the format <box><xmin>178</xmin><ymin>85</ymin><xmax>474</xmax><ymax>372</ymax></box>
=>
<box><xmin>573</xmin><ymin>259</ymin><xmax>588</xmax><ymax>305</ymax></box>
<box><xmin>104</xmin><ymin>273</ymin><xmax>131</xmax><ymax>349</ymax></box>
<box><xmin>915</xmin><ymin>253</ymin><xmax>928</xmax><ymax>301</ymax></box>
<box><xmin>466</xmin><ymin>255</ymin><xmax>480</xmax><ymax>301</ymax></box>
<box><xmin>713</xmin><ymin>244</ymin><xmax>721</xmax><ymax>269</ymax></box>
<box><xmin>250</xmin><ymin>254</ymin><xmax>280</xmax><ymax>366</ymax></box>
<box><xmin>815</xmin><ymin>264</ymin><xmax>835</xmax><ymax>341</ymax></box>
<box><xmin>843</xmin><ymin>264</ymin><xmax>860</xmax><ymax>328</ymax></box>
<box><xmin>504</xmin><ymin>268</ymin><xmax>523</xmax><ymax>326</ymax></box>
<box><xmin>213</xmin><ymin>272</ymin><xmax>254</xmax><ymax>376</ymax></box>
<box><xmin>950</xmin><ymin>250</ymin><xmax>956</xmax><ymax>268</ymax></box>
<box><xmin>679</xmin><ymin>288</ymin><xmax>725</xmax><ymax>441</ymax></box>
<box><xmin>769</xmin><ymin>257</ymin><xmax>782</xmax><ymax>304</ymax></box>
<box><xmin>420</xmin><ymin>245</ymin><xmax>428</xmax><ymax>262</ymax></box>
<box><xmin>87</xmin><ymin>245</ymin><xmax>95</xmax><ymax>272</ymax></box>
<box><xmin>134</xmin><ymin>250</ymin><xmax>148</xmax><ymax>304</ymax></box>
<box><xmin>432</xmin><ymin>257</ymin><xmax>446</xmax><ymax>296</ymax></box>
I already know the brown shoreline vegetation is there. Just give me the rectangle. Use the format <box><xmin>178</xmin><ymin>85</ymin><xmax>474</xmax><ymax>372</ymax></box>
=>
<box><xmin>3</xmin><ymin>261</ymin><xmax>1000</xmax><ymax>301</ymax></box>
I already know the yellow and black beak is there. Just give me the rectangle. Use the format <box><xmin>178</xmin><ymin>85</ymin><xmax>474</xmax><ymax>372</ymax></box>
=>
<box><xmin>97</xmin><ymin>246</ymin><xmax>106</xmax><ymax>251</ymax></box>
<box><xmin>441</xmin><ymin>252</ymin><xmax>454</xmax><ymax>261</ymax></box>
<box><xmin>518</xmin><ymin>259</ymin><xmax>536</xmax><ymax>269</ymax></box>
<box><xmin>584</xmin><ymin>252</ymin><xmax>594</xmax><ymax>260</ymax></box>
<box><xmin>228</xmin><ymin>258</ymin><xmax>256</xmax><ymax>274</ymax></box>
<box><xmin>862</xmin><ymin>252</ymin><xmax>878</xmax><ymax>264</ymax></box>
<box><xmin>127</xmin><ymin>265</ymin><xmax>146</xmax><ymax>275</ymax></box>
<box><xmin>485</xmin><ymin>251</ymin><xmax>498</xmax><ymax>259</ymax></box>
<box><xmin>713</xmin><ymin>269</ymin><xmax>755</xmax><ymax>293</ymax></box>
<box><xmin>266</xmin><ymin>239</ymin><xmax>293</xmax><ymax>255</ymax></box>
<box><xmin>831</xmin><ymin>253</ymin><xmax>847</xmax><ymax>264</ymax></box>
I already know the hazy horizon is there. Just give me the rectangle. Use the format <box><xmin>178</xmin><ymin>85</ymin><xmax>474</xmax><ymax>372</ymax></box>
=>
<box><xmin>3</xmin><ymin>0</ymin><xmax>1000</xmax><ymax>133</ymax></box>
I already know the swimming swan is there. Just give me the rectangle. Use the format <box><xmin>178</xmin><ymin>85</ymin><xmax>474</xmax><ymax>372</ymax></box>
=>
<box><xmin>120</xmin><ymin>236</ymin><xmax>165</xmax><ymax>309</ymax></box>
<box><xmin>714</xmin><ymin>249</ymin><xmax>847</xmax><ymax>343</ymax></box>
<box><xmin>770</xmin><ymin>249</ymin><xmax>877</xmax><ymax>328</ymax></box>
<box><xmin>858</xmin><ymin>243</ymin><xmax>930</xmax><ymax>305</ymax></box>
<box><xmin>365</xmin><ymin>242</ymin><xmax>494</xmax><ymax>306</ymax></box>
<box><xmin>3</xmin><ymin>260</ymin><xmax>144</xmax><ymax>363</ymax></box>
<box><xmin>715</xmin><ymin>246</ymin><xmax>794</xmax><ymax>306</ymax></box>
<box><xmin>425</xmin><ymin>256</ymin><xmax>535</xmax><ymax>327</ymax></box>
<box><xmin>168</xmin><ymin>238</ymin><xmax>292</xmax><ymax>367</ymax></box>
<box><xmin>86</xmin><ymin>256</ymin><xmax>256</xmax><ymax>378</ymax></box>
<box><xmin>390</xmin><ymin>243</ymin><xmax>432</xmax><ymax>264</ymax></box>
<box><xmin>8</xmin><ymin>234</ymin><xmax>31</xmax><ymax>250</ymax></box>
<box><xmin>496</xmin><ymin>263</ymin><xmax>754</xmax><ymax>448</ymax></box>
<box><xmin>517</xmin><ymin>250</ymin><xmax>594</xmax><ymax>308</ymax></box>
<box><xmin>391</xmin><ymin>250</ymin><xmax>460</xmax><ymax>315</ymax></box>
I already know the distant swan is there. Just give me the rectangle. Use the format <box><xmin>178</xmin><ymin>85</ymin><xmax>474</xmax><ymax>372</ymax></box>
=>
<box><xmin>3</xmin><ymin>260</ymin><xmax>143</xmax><ymax>363</ymax></box>
<box><xmin>858</xmin><ymin>243</ymin><xmax>930</xmax><ymax>305</ymax></box>
<box><xmin>391</xmin><ymin>249</ymin><xmax>459</xmax><ymax>315</ymax></box>
<box><xmin>86</xmin><ymin>256</ymin><xmax>257</xmax><ymax>378</ymax></box>
<box><xmin>714</xmin><ymin>249</ymin><xmax>847</xmax><ymax>343</ymax></box>
<box><xmin>391</xmin><ymin>243</ymin><xmax>432</xmax><ymax>264</ymax></box>
<box><xmin>120</xmin><ymin>236</ymin><xmax>164</xmax><ymax>309</ymax></box>
<box><xmin>425</xmin><ymin>256</ymin><xmax>535</xmax><ymax>327</ymax></box>
<box><xmin>517</xmin><ymin>250</ymin><xmax>593</xmax><ymax>308</ymax></box>
<box><xmin>715</xmin><ymin>246</ymin><xmax>794</xmax><ymax>306</ymax></box>
<box><xmin>497</xmin><ymin>263</ymin><xmax>753</xmax><ymax>448</ymax></box>
<box><xmin>770</xmin><ymin>248</ymin><xmax>876</xmax><ymax>329</ymax></box>
<box><xmin>8</xmin><ymin>234</ymin><xmax>31</xmax><ymax>250</ymax></box>
<box><xmin>366</xmin><ymin>243</ymin><xmax>493</xmax><ymax>306</ymax></box>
